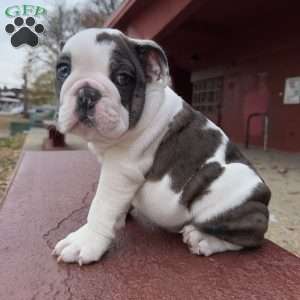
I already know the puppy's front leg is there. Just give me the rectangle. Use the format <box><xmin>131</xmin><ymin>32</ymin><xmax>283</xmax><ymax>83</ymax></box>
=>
<box><xmin>53</xmin><ymin>156</ymin><xmax>143</xmax><ymax>265</ymax></box>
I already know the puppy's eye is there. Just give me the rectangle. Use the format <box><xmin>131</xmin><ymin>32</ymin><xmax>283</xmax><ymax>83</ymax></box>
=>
<box><xmin>57</xmin><ymin>63</ymin><xmax>70</xmax><ymax>80</ymax></box>
<box><xmin>115</xmin><ymin>73</ymin><xmax>132</xmax><ymax>86</ymax></box>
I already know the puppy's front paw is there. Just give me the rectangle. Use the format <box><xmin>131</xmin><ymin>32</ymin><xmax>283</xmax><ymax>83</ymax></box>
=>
<box><xmin>52</xmin><ymin>224</ymin><xmax>111</xmax><ymax>265</ymax></box>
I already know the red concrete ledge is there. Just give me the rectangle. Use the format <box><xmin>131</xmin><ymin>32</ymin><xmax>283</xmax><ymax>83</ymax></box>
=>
<box><xmin>0</xmin><ymin>151</ymin><xmax>300</xmax><ymax>300</ymax></box>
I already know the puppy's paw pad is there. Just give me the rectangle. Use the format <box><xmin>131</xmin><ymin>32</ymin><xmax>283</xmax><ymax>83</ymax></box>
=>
<box><xmin>53</xmin><ymin>224</ymin><xmax>111</xmax><ymax>265</ymax></box>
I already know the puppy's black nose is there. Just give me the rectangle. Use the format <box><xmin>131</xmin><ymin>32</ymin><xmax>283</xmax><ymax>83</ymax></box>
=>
<box><xmin>77</xmin><ymin>86</ymin><xmax>101</xmax><ymax>110</ymax></box>
<box><xmin>76</xmin><ymin>86</ymin><xmax>101</xmax><ymax>126</ymax></box>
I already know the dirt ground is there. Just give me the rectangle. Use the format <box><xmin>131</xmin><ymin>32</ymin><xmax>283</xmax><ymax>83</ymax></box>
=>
<box><xmin>0</xmin><ymin>115</ymin><xmax>27</xmax><ymax>131</ymax></box>
<box><xmin>242</xmin><ymin>146</ymin><xmax>300</xmax><ymax>257</ymax></box>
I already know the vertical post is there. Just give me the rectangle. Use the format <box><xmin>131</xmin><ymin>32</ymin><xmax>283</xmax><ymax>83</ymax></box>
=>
<box><xmin>245</xmin><ymin>114</ymin><xmax>251</xmax><ymax>149</ymax></box>
<box><xmin>22</xmin><ymin>72</ymin><xmax>29</xmax><ymax>118</ymax></box>
<box><xmin>263</xmin><ymin>115</ymin><xmax>269</xmax><ymax>151</ymax></box>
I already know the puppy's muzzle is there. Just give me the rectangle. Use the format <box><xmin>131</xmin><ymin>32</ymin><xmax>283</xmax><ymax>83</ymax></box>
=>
<box><xmin>76</xmin><ymin>86</ymin><xmax>102</xmax><ymax>127</ymax></box>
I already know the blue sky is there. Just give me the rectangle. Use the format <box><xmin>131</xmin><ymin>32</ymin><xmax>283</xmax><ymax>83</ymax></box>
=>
<box><xmin>0</xmin><ymin>0</ymin><xmax>88</xmax><ymax>88</ymax></box>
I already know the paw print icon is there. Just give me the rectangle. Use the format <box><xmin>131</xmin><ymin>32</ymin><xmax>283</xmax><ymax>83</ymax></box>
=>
<box><xmin>5</xmin><ymin>16</ymin><xmax>45</xmax><ymax>47</ymax></box>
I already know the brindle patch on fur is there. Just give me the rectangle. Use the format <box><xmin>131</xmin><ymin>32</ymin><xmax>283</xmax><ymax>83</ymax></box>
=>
<box><xmin>225</xmin><ymin>142</ymin><xmax>252</xmax><ymax>165</ymax></box>
<box><xmin>96</xmin><ymin>32</ymin><xmax>169</xmax><ymax>128</ymax></box>
<box><xmin>225</xmin><ymin>142</ymin><xmax>265</xmax><ymax>181</ymax></box>
<box><xmin>180</xmin><ymin>162</ymin><xmax>224</xmax><ymax>208</ymax></box>
<box><xmin>146</xmin><ymin>103</ymin><xmax>223</xmax><ymax>193</ymax></box>
<box><xmin>96</xmin><ymin>32</ymin><xmax>146</xmax><ymax>128</ymax></box>
<box><xmin>196</xmin><ymin>182</ymin><xmax>271</xmax><ymax>248</ymax></box>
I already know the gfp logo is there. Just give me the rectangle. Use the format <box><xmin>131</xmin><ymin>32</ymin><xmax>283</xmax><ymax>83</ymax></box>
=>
<box><xmin>4</xmin><ymin>5</ymin><xmax>46</xmax><ymax>48</ymax></box>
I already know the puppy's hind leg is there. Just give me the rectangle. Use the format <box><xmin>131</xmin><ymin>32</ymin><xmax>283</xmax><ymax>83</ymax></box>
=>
<box><xmin>182</xmin><ymin>164</ymin><xmax>270</xmax><ymax>256</ymax></box>
<box><xmin>181</xmin><ymin>224</ymin><xmax>242</xmax><ymax>256</ymax></box>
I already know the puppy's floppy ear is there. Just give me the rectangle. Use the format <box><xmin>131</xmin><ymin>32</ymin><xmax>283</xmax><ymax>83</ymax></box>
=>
<box><xmin>133</xmin><ymin>39</ymin><xmax>170</xmax><ymax>86</ymax></box>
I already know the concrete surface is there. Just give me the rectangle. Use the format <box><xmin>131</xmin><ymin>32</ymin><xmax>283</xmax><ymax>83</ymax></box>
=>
<box><xmin>0</xmin><ymin>151</ymin><xmax>299</xmax><ymax>300</ymax></box>
<box><xmin>242</xmin><ymin>147</ymin><xmax>300</xmax><ymax>257</ymax></box>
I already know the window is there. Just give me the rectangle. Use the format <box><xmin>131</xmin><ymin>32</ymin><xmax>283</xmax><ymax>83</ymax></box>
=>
<box><xmin>284</xmin><ymin>77</ymin><xmax>300</xmax><ymax>104</ymax></box>
<box><xmin>192</xmin><ymin>76</ymin><xmax>223</xmax><ymax>114</ymax></box>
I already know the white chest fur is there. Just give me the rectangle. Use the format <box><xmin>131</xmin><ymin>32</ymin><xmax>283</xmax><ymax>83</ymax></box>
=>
<box><xmin>133</xmin><ymin>175</ymin><xmax>190</xmax><ymax>230</ymax></box>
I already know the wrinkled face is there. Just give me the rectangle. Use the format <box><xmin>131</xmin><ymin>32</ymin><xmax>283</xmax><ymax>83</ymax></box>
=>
<box><xmin>56</xmin><ymin>28</ymin><xmax>169</xmax><ymax>142</ymax></box>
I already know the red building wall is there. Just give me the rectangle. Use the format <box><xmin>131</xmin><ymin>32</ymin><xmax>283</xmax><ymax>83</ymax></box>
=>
<box><xmin>220</xmin><ymin>46</ymin><xmax>300</xmax><ymax>152</ymax></box>
<box><xmin>107</xmin><ymin>0</ymin><xmax>300</xmax><ymax>152</ymax></box>
<box><xmin>162</xmin><ymin>5</ymin><xmax>300</xmax><ymax>152</ymax></box>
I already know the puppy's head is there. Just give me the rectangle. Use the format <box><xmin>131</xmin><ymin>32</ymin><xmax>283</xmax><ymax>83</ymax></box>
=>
<box><xmin>56</xmin><ymin>28</ymin><xmax>169</xmax><ymax>141</ymax></box>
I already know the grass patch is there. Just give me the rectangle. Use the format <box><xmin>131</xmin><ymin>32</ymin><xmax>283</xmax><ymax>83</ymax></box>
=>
<box><xmin>0</xmin><ymin>134</ymin><xmax>25</xmax><ymax>202</ymax></box>
<box><xmin>0</xmin><ymin>134</ymin><xmax>25</xmax><ymax>149</ymax></box>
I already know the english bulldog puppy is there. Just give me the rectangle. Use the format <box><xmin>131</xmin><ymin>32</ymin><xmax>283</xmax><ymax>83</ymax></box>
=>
<box><xmin>53</xmin><ymin>28</ymin><xmax>271</xmax><ymax>265</ymax></box>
